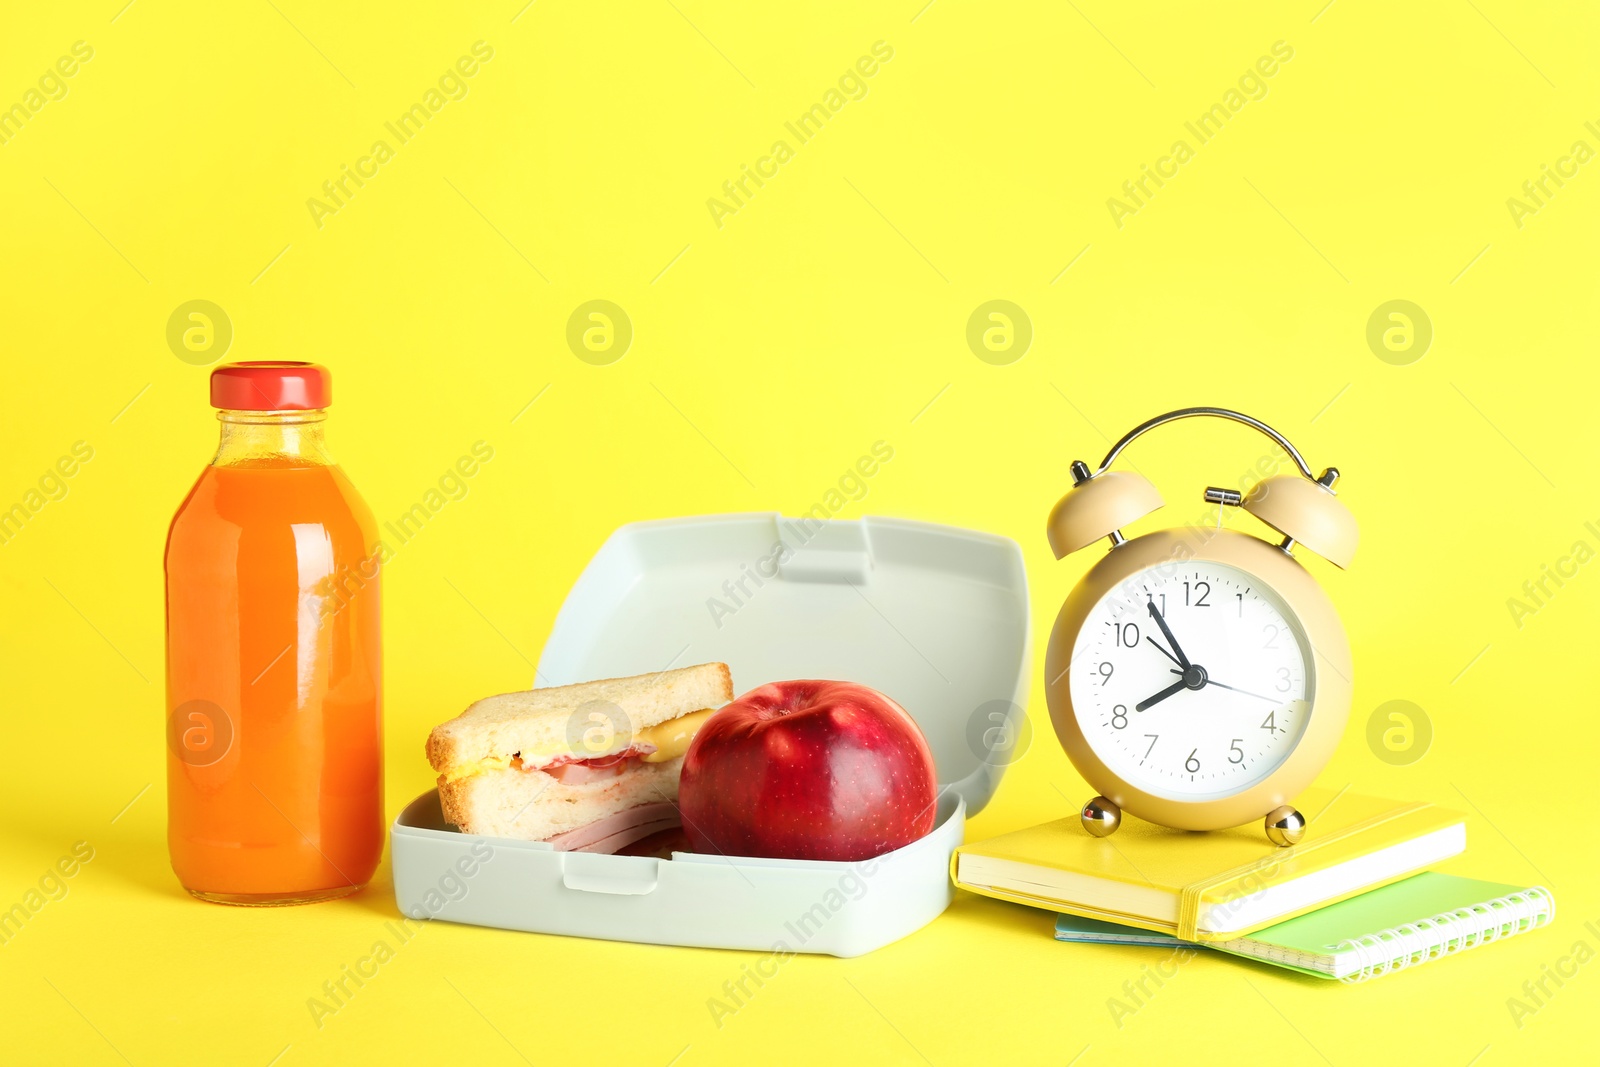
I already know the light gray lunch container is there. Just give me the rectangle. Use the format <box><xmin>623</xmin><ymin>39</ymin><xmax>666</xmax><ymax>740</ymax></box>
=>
<box><xmin>391</xmin><ymin>513</ymin><xmax>1030</xmax><ymax>956</ymax></box>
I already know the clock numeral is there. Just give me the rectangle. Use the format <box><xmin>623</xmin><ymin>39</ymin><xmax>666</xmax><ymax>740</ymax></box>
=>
<box><xmin>1261</xmin><ymin>711</ymin><xmax>1277</xmax><ymax>732</ymax></box>
<box><xmin>1228</xmin><ymin>738</ymin><xmax>1244</xmax><ymax>764</ymax></box>
<box><xmin>1235</xmin><ymin>592</ymin><xmax>1243</xmax><ymax>617</ymax></box>
<box><xmin>1184</xmin><ymin>749</ymin><xmax>1200</xmax><ymax>774</ymax></box>
<box><xmin>1097</xmin><ymin>661</ymin><xmax>1114</xmax><ymax>686</ymax></box>
<box><xmin>1185</xmin><ymin>580</ymin><xmax>1210</xmax><ymax>607</ymax></box>
<box><xmin>1107</xmin><ymin>621</ymin><xmax>1139</xmax><ymax>648</ymax></box>
<box><xmin>1143</xmin><ymin>733</ymin><xmax>1159</xmax><ymax>758</ymax></box>
<box><xmin>1262</xmin><ymin>623</ymin><xmax>1281</xmax><ymax>650</ymax></box>
<box><xmin>1148</xmin><ymin>593</ymin><xmax>1166</xmax><ymax>615</ymax></box>
<box><xmin>1275</xmin><ymin>666</ymin><xmax>1292</xmax><ymax>693</ymax></box>
<box><xmin>1111</xmin><ymin>704</ymin><xmax>1128</xmax><ymax>730</ymax></box>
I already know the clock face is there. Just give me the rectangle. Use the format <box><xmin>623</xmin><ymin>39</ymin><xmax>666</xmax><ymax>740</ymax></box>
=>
<box><xmin>1068</xmin><ymin>559</ymin><xmax>1315</xmax><ymax>801</ymax></box>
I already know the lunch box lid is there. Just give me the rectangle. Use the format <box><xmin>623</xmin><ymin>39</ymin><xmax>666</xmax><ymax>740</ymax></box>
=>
<box><xmin>536</xmin><ymin>513</ymin><xmax>1032</xmax><ymax>815</ymax></box>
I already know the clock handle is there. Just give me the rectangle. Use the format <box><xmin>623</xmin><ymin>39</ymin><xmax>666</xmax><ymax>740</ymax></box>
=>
<box><xmin>1093</xmin><ymin>406</ymin><xmax>1329</xmax><ymax>485</ymax></box>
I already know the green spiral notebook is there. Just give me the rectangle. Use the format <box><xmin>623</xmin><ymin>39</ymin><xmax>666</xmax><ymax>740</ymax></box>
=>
<box><xmin>1054</xmin><ymin>872</ymin><xmax>1554</xmax><ymax>982</ymax></box>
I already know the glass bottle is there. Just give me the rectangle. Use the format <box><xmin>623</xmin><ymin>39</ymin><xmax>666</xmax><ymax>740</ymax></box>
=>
<box><xmin>165</xmin><ymin>361</ymin><xmax>382</xmax><ymax>904</ymax></box>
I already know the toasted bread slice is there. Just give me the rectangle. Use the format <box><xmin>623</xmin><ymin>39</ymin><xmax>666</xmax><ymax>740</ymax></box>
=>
<box><xmin>426</xmin><ymin>661</ymin><xmax>732</xmax><ymax>775</ymax></box>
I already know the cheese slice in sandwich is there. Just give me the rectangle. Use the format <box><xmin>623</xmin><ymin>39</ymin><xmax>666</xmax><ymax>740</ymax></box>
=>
<box><xmin>426</xmin><ymin>662</ymin><xmax>732</xmax><ymax>848</ymax></box>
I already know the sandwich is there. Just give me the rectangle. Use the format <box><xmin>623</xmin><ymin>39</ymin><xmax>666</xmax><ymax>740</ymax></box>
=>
<box><xmin>427</xmin><ymin>662</ymin><xmax>732</xmax><ymax>852</ymax></box>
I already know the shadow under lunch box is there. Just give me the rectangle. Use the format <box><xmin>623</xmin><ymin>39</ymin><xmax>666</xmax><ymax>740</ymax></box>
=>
<box><xmin>392</xmin><ymin>513</ymin><xmax>1031</xmax><ymax>956</ymax></box>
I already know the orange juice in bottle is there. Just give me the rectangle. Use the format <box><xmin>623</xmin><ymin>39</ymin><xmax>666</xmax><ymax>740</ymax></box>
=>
<box><xmin>165</xmin><ymin>361</ymin><xmax>382</xmax><ymax>904</ymax></box>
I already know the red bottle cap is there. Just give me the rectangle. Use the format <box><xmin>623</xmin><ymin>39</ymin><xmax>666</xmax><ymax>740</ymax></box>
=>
<box><xmin>210</xmin><ymin>362</ymin><xmax>332</xmax><ymax>411</ymax></box>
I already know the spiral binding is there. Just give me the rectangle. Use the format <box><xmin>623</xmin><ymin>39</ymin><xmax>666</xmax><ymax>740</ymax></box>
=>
<box><xmin>1337</xmin><ymin>886</ymin><xmax>1555</xmax><ymax>983</ymax></box>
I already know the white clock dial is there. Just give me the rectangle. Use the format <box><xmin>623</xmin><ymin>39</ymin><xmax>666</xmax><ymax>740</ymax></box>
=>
<box><xmin>1068</xmin><ymin>560</ymin><xmax>1315</xmax><ymax>801</ymax></box>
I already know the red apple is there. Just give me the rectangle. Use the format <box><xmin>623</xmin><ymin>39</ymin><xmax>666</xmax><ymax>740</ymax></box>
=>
<box><xmin>678</xmin><ymin>680</ymin><xmax>938</xmax><ymax>862</ymax></box>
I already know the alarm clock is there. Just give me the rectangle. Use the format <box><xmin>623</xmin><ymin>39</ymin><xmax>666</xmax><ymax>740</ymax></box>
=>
<box><xmin>1043</xmin><ymin>408</ymin><xmax>1357</xmax><ymax>847</ymax></box>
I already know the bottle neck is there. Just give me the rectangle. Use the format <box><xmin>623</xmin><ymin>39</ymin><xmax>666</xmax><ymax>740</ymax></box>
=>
<box><xmin>213</xmin><ymin>409</ymin><xmax>334</xmax><ymax>468</ymax></box>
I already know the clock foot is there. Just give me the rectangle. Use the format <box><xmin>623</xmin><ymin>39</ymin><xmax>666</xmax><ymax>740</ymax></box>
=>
<box><xmin>1081</xmin><ymin>796</ymin><xmax>1121</xmax><ymax>838</ymax></box>
<box><xmin>1264</xmin><ymin>805</ymin><xmax>1306</xmax><ymax>847</ymax></box>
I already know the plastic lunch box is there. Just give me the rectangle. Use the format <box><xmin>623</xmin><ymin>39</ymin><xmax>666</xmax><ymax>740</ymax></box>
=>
<box><xmin>391</xmin><ymin>513</ymin><xmax>1031</xmax><ymax>956</ymax></box>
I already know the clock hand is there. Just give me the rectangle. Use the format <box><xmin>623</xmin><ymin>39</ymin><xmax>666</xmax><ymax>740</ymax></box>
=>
<box><xmin>1166</xmin><ymin>669</ymin><xmax>1280</xmax><ymax>704</ymax></box>
<box><xmin>1146</xmin><ymin>600</ymin><xmax>1191</xmax><ymax>670</ymax></box>
<box><xmin>1136</xmin><ymin>677</ymin><xmax>1190</xmax><ymax>712</ymax></box>
<box><xmin>1207</xmin><ymin>679</ymin><xmax>1282</xmax><ymax>703</ymax></box>
<box><xmin>1144</xmin><ymin>636</ymin><xmax>1184</xmax><ymax>669</ymax></box>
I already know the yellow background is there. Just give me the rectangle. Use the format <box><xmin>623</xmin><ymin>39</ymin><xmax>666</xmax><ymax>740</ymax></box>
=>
<box><xmin>2</xmin><ymin>1</ymin><xmax>1597</xmax><ymax>1063</ymax></box>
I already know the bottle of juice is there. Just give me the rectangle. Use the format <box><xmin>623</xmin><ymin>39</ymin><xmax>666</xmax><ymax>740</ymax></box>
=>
<box><xmin>165</xmin><ymin>361</ymin><xmax>382</xmax><ymax>904</ymax></box>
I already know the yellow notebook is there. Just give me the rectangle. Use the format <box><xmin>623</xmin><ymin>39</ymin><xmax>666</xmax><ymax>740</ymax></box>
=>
<box><xmin>952</xmin><ymin>790</ymin><xmax>1465</xmax><ymax>942</ymax></box>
